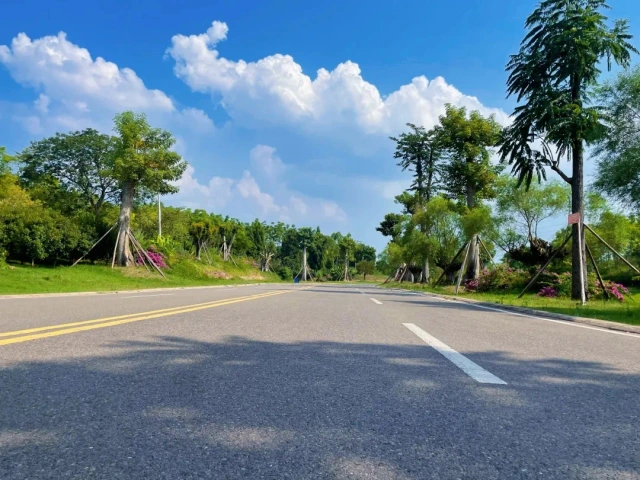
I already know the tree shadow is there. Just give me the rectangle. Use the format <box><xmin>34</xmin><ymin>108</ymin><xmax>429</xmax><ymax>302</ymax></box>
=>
<box><xmin>1</xmin><ymin>337</ymin><xmax>638</xmax><ymax>479</ymax></box>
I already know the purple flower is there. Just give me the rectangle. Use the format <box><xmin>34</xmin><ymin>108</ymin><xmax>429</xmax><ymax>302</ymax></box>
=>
<box><xmin>136</xmin><ymin>249</ymin><xmax>167</xmax><ymax>269</ymax></box>
<box><xmin>537</xmin><ymin>286</ymin><xmax>558</xmax><ymax>298</ymax></box>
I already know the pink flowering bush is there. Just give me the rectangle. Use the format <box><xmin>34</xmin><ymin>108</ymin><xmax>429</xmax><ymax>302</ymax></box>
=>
<box><xmin>537</xmin><ymin>271</ymin><xmax>630</xmax><ymax>302</ymax></box>
<box><xmin>594</xmin><ymin>280</ymin><xmax>630</xmax><ymax>302</ymax></box>
<box><xmin>135</xmin><ymin>246</ymin><xmax>167</xmax><ymax>269</ymax></box>
<box><xmin>537</xmin><ymin>286</ymin><xmax>559</xmax><ymax>298</ymax></box>
<box><xmin>464</xmin><ymin>265</ymin><xmax>529</xmax><ymax>292</ymax></box>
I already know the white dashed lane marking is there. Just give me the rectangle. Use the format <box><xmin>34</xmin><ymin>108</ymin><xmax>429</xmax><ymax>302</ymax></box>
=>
<box><xmin>403</xmin><ymin>323</ymin><xmax>507</xmax><ymax>385</ymax></box>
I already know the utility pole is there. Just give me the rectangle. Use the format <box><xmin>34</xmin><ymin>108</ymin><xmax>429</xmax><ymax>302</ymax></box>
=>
<box><xmin>302</xmin><ymin>247</ymin><xmax>307</xmax><ymax>282</ymax></box>
<box><xmin>158</xmin><ymin>193</ymin><xmax>162</xmax><ymax>238</ymax></box>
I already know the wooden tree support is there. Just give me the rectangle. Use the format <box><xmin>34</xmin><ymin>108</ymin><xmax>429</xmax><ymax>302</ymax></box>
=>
<box><xmin>72</xmin><ymin>222</ymin><xmax>118</xmax><ymax>267</ymax></box>
<box><xmin>584</xmin><ymin>224</ymin><xmax>640</xmax><ymax>275</ymax></box>
<box><xmin>128</xmin><ymin>231</ymin><xmax>165</xmax><ymax>278</ymax></box>
<box><xmin>129</xmin><ymin>236</ymin><xmax>151</xmax><ymax>273</ymax></box>
<box><xmin>434</xmin><ymin>241</ymin><xmax>469</xmax><ymax>287</ymax></box>
<box><xmin>517</xmin><ymin>232</ymin><xmax>572</xmax><ymax>299</ymax></box>
<box><xmin>585</xmin><ymin>242</ymin><xmax>608</xmax><ymax>301</ymax></box>
<box><xmin>455</xmin><ymin>240</ymin><xmax>472</xmax><ymax>295</ymax></box>
<box><xmin>478</xmin><ymin>236</ymin><xmax>494</xmax><ymax>266</ymax></box>
<box><xmin>111</xmin><ymin>229</ymin><xmax>121</xmax><ymax>269</ymax></box>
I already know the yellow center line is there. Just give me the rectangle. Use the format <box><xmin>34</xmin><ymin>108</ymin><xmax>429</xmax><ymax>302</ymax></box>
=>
<box><xmin>0</xmin><ymin>289</ymin><xmax>295</xmax><ymax>347</ymax></box>
<box><xmin>0</xmin><ymin>291</ymin><xmax>283</xmax><ymax>339</ymax></box>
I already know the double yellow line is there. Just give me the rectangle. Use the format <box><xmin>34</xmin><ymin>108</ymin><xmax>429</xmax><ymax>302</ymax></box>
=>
<box><xmin>0</xmin><ymin>289</ymin><xmax>293</xmax><ymax>347</ymax></box>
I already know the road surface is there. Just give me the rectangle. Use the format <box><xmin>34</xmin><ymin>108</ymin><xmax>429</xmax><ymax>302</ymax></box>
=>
<box><xmin>0</xmin><ymin>283</ymin><xmax>638</xmax><ymax>479</ymax></box>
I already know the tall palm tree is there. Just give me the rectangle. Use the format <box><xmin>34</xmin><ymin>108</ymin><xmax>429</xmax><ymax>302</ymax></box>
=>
<box><xmin>499</xmin><ymin>0</ymin><xmax>636</xmax><ymax>299</ymax></box>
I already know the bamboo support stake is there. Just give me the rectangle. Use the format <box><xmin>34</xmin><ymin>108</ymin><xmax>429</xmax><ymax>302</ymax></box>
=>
<box><xmin>586</xmin><ymin>242</ymin><xmax>609</xmax><ymax>301</ymax></box>
<box><xmin>111</xmin><ymin>229</ymin><xmax>121</xmax><ymax>269</ymax></box>
<box><xmin>585</xmin><ymin>224</ymin><xmax>640</xmax><ymax>275</ymax></box>
<box><xmin>128</xmin><ymin>232</ymin><xmax>165</xmax><ymax>278</ymax></box>
<box><xmin>455</xmin><ymin>241</ymin><xmax>472</xmax><ymax>295</ymax></box>
<box><xmin>478</xmin><ymin>237</ymin><xmax>494</xmax><ymax>266</ymax></box>
<box><xmin>435</xmin><ymin>242</ymin><xmax>468</xmax><ymax>287</ymax></box>
<box><xmin>73</xmin><ymin>223</ymin><xmax>118</xmax><ymax>267</ymax></box>
<box><xmin>518</xmin><ymin>232</ymin><xmax>573</xmax><ymax>299</ymax></box>
<box><xmin>129</xmin><ymin>236</ymin><xmax>151</xmax><ymax>272</ymax></box>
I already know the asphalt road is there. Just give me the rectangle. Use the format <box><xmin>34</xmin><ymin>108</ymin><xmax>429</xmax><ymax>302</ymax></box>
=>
<box><xmin>0</xmin><ymin>283</ymin><xmax>638</xmax><ymax>479</ymax></box>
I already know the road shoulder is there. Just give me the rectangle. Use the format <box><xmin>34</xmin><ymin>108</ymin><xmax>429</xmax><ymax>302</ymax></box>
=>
<box><xmin>381</xmin><ymin>286</ymin><xmax>640</xmax><ymax>335</ymax></box>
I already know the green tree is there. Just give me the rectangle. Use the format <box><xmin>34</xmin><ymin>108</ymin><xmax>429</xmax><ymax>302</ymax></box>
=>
<box><xmin>594</xmin><ymin>65</ymin><xmax>640</xmax><ymax>210</ymax></box>
<box><xmin>356</xmin><ymin>260</ymin><xmax>375</xmax><ymax>281</ymax></box>
<box><xmin>436</xmin><ymin>104</ymin><xmax>502</xmax><ymax>278</ymax></box>
<box><xmin>112</xmin><ymin>112</ymin><xmax>187</xmax><ymax>266</ymax></box>
<box><xmin>499</xmin><ymin>0</ymin><xmax>636</xmax><ymax>299</ymax></box>
<box><xmin>0</xmin><ymin>146</ymin><xmax>13</xmax><ymax>176</ymax></box>
<box><xmin>390</xmin><ymin>123</ymin><xmax>442</xmax><ymax>204</ymax></box>
<box><xmin>339</xmin><ymin>234</ymin><xmax>357</xmax><ymax>281</ymax></box>
<box><xmin>376</xmin><ymin>213</ymin><xmax>405</xmax><ymax>242</ymax></box>
<box><xmin>19</xmin><ymin>129</ymin><xmax>118</xmax><ymax>216</ymax></box>
<box><xmin>189</xmin><ymin>218</ymin><xmax>217</xmax><ymax>261</ymax></box>
<box><xmin>496</xmin><ymin>177</ymin><xmax>569</xmax><ymax>242</ymax></box>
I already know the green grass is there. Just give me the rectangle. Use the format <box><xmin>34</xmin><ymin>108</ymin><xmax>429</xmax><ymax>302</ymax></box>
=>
<box><xmin>0</xmin><ymin>257</ymin><xmax>282</xmax><ymax>295</ymax></box>
<box><xmin>380</xmin><ymin>282</ymin><xmax>640</xmax><ymax>326</ymax></box>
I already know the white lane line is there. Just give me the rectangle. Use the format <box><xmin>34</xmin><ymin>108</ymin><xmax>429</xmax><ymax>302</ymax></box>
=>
<box><xmin>122</xmin><ymin>293</ymin><xmax>175</xmax><ymax>299</ymax></box>
<box><xmin>355</xmin><ymin>288</ymin><xmax>365</xmax><ymax>294</ymax></box>
<box><xmin>370</xmin><ymin>298</ymin><xmax>383</xmax><ymax>305</ymax></box>
<box><xmin>431</xmin><ymin>295</ymin><xmax>639</xmax><ymax>339</ymax></box>
<box><xmin>403</xmin><ymin>323</ymin><xmax>507</xmax><ymax>385</ymax></box>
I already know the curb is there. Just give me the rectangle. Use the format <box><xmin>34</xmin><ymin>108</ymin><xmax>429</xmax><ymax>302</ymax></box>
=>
<box><xmin>0</xmin><ymin>282</ymin><xmax>281</xmax><ymax>300</ymax></box>
<box><xmin>381</xmin><ymin>287</ymin><xmax>640</xmax><ymax>335</ymax></box>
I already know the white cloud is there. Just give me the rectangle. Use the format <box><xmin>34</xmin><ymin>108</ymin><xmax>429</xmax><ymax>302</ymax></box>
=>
<box><xmin>290</xmin><ymin>196</ymin><xmax>308</xmax><ymax>215</ymax></box>
<box><xmin>34</xmin><ymin>94</ymin><xmax>49</xmax><ymax>114</ymax></box>
<box><xmin>167</xmin><ymin>21</ymin><xmax>510</xmax><ymax>137</ymax></box>
<box><xmin>171</xmin><ymin>146</ymin><xmax>347</xmax><ymax>224</ymax></box>
<box><xmin>235</xmin><ymin>170</ymin><xmax>281</xmax><ymax>214</ymax></box>
<box><xmin>0</xmin><ymin>32</ymin><xmax>174</xmax><ymax>112</ymax></box>
<box><xmin>320</xmin><ymin>201</ymin><xmax>347</xmax><ymax>222</ymax></box>
<box><xmin>249</xmin><ymin>144</ymin><xmax>285</xmax><ymax>179</ymax></box>
<box><xmin>173</xmin><ymin>165</ymin><xmax>233</xmax><ymax>210</ymax></box>
<box><xmin>0</xmin><ymin>30</ymin><xmax>214</xmax><ymax>135</ymax></box>
<box><xmin>176</xmin><ymin>107</ymin><xmax>215</xmax><ymax>133</ymax></box>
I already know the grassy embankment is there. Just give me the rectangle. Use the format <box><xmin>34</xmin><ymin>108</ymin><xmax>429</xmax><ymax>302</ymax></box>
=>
<box><xmin>380</xmin><ymin>282</ymin><xmax>640</xmax><ymax>326</ymax></box>
<box><xmin>0</xmin><ymin>256</ymin><xmax>282</xmax><ymax>295</ymax></box>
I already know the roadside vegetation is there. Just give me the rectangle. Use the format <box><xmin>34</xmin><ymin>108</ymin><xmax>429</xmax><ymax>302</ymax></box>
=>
<box><xmin>0</xmin><ymin>115</ymin><xmax>376</xmax><ymax>294</ymax></box>
<box><xmin>376</xmin><ymin>0</ymin><xmax>640</xmax><ymax>325</ymax></box>
<box><xmin>3</xmin><ymin>0</ymin><xmax>640</xmax><ymax>316</ymax></box>
<box><xmin>380</xmin><ymin>282</ymin><xmax>640</xmax><ymax>326</ymax></box>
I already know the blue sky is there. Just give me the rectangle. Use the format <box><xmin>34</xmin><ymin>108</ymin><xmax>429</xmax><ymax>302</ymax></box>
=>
<box><xmin>1</xmin><ymin>0</ymin><xmax>639</xmax><ymax>252</ymax></box>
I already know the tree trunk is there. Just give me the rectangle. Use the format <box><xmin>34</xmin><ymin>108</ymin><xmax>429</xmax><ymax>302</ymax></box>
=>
<box><xmin>196</xmin><ymin>241</ymin><xmax>202</xmax><ymax>261</ymax></box>
<box><xmin>116</xmin><ymin>181</ymin><xmax>135</xmax><ymax>267</ymax></box>
<box><xmin>421</xmin><ymin>258</ymin><xmax>430</xmax><ymax>284</ymax></box>
<box><xmin>571</xmin><ymin>140</ymin><xmax>587</xmax><ymax>300</ymax></box>
<box><xmin>344</xmin><ymin>254</ymin><xmax>349</xmax><ymax>281</ymax></box>
<box><xmin>465</xmin><ymin>176</ymin><xmax>480</xmax><ymax>280</ymax></box>
<box><xmin>364</xmin><ymin>273</ymin><xmax>367</xmax><ymax>281</ymax></box>
<box><xmin>302</xmin><ymin>247</ymin><xmax>307</xmax><ymax>282</ymax></box>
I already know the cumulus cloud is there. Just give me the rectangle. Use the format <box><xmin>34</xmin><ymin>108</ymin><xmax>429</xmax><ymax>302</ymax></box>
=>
<box><xmin>173</xmin><ymin>165</ymin><xmax>234</xmax><ymax>210</ymax></box>
<box><xmin>0</xmin><ymin>30</ymin><xmax>213</xmax><ymax>134</ymax></box>
<box><xmin>249</xmin><ymin>144</ymin><xmax>285</xmax><ymax>180</ymax></box>
<box><xmin>167</xmin><ymin>21</ymin><xmax>510</xmax><ymax>136</ymax></box>
<box><xmin>236</xmin><ymin>171</ymin><xmax>281</xmax><ymax>214</ymax></box>
<box><xmin>171</xmin><ymin>146</ymin><xmax>347</xmax><ymax>224</ymax></box>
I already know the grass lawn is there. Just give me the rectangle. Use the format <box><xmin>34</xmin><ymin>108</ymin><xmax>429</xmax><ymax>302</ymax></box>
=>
<box><xmin>0</xmin><ymin>259</ymin><xmax>282</xmax><ymax>295</ymax></box>
<box><xmin>380</xmin><ymin>282</ymin><xmax>640</xmax><ymax>326</ymax></box>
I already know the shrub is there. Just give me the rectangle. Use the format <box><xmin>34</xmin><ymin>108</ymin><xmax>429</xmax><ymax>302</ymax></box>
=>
<box><xmin>593</xmin><ymin>280</ymin><xmax>630</xmax><ymax>302</ymax></box>
<box><xmin>537</xmin><ymin>286</ymin><xmax>558</xmax><ymax>298</ymax></box>
<box><xmin>464</xmin><ymin>265</ymin><xmax>529</xmax><ymax>292</ymax></box>
<box><xmin>135</xmin><ymin>246</ymin><xmax>167</xmax><ymax>269</ymax></box>
<box><xmin>277</xmin><ymin>266</ymin><xmax>292</xmax><ymax>281</ymax></box>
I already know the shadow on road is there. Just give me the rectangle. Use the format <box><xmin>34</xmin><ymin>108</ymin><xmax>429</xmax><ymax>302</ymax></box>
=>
<box><xmin>1</xmin><ymin>336</ymin><xmax>638</xmax><ymax>479</ymax></box>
